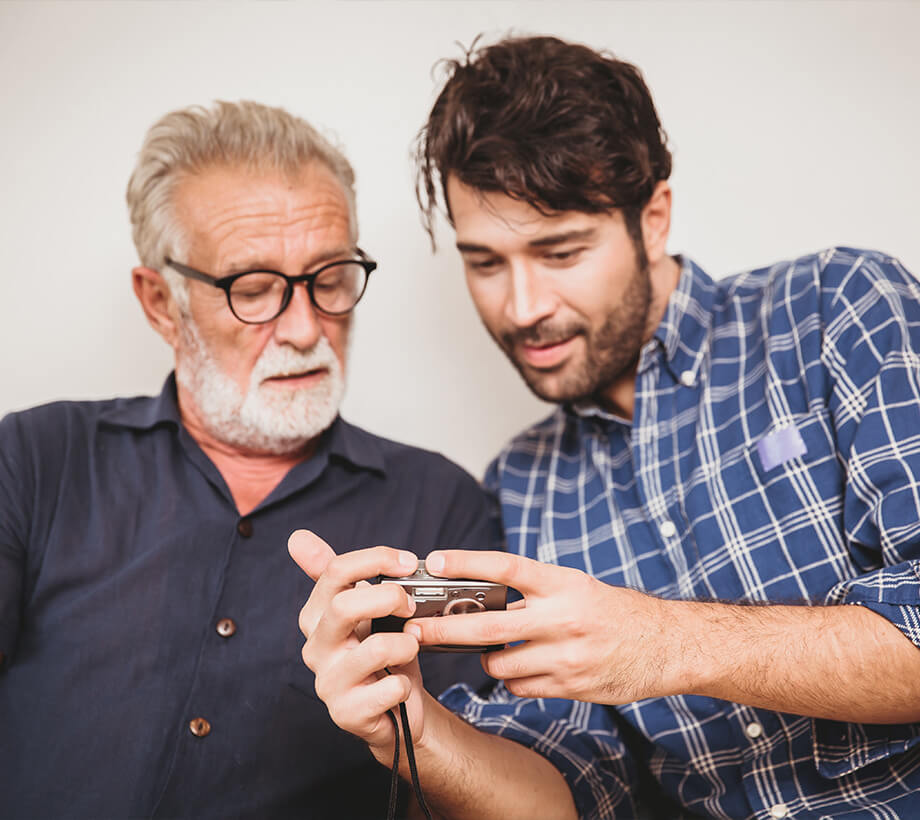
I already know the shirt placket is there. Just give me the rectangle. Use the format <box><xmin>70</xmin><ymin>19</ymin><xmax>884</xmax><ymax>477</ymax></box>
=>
<box><xmin>631</xmin><ymin>360</ymin><xmax>692</xmax><ymax>593</ymax></box>
<box><xmin>150</xmin><ymin>515</ymin><xmax>246</xmax><ymax>817</ymax></box>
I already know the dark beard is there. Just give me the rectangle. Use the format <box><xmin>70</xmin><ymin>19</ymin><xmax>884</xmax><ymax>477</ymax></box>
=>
<box><xmin>496</xmin><ymin>256</ymin><xmax>652</xmax><ymax>404</ymax></box>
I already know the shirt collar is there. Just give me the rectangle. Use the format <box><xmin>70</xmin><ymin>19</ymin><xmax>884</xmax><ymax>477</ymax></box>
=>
<box><xmin>97</xmin><ymin>374</ymin><xmax>183</xmax><ymax>430</ymax></box>
<box><xmin>566</xmin><ymin>255</ymin><xmax>716</xmax><ymax>423</ymax></box>
<box><xmin>650</xmin><ymin>255</ymin><xmax>716</xmax><ymax>382</ymax></box>
<box><xmin>98</xmin><ymin>372</ymin><xmax>386</xmax><ymax>476</ymax></box>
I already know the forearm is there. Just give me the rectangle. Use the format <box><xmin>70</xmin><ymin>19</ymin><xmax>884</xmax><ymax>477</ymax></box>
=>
<box><xmin>666</xmin><ymin>599</ymin><xmax>920</xmax><ymax>723</ymax></box>
<box><xmin>406</xmin><ymin>692</ymin><xmax>577</xmax><ymax>820</ymax></box>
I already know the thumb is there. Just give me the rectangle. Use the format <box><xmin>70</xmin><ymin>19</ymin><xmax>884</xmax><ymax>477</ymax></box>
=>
<box><xmin>288</xmin><ymin>529</ymin><xmax>336</xmax><ymax>581</ymax></box>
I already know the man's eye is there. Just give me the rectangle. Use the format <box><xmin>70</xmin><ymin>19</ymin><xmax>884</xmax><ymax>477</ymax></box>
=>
<box><xmin>314</xmin><ymin>275</ymin><xmax>344</xmax><ymax>292</ymax></box>
<box><xmin>545</xmin><ymin>248</ymin><xmax>583</xmax><ymax>263</ymax></box>
<box><xmin>468</xmin><ymin>257</ymin><xmax>501</xmax><ymax>272</ymax></box>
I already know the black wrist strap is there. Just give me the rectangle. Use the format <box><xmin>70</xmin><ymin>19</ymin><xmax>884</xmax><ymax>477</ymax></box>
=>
<box><xmin>384</xmin><ymin>678</ymin><xmax>432</xmax><ymax>820</ymax></box>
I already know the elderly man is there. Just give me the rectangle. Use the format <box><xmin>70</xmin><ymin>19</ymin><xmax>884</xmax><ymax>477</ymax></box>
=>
<box><xmin>292</xmin><ymin>36</ymin><xmax>920</xmax><ymax>819</ymax></box>
<box><xmin>0</xmin><ymin>101</ymin><xmax>493</xmax><ymax>819</ymax></box>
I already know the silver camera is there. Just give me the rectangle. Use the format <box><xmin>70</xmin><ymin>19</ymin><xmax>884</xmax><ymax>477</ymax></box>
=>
<box><xmin>371</xmin><ymin>561</ymin><xmax>507</xmax><ymax>652</ymax></box>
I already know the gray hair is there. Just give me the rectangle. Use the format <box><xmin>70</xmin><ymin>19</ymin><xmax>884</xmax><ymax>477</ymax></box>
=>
<box><xmin>126</xmin><ymin>100</ymin><xmax>358</xmax><ymax>305</ymax></box>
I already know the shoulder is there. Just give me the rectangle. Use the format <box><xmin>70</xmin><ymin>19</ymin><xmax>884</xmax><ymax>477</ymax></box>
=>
<box><xmin>334</xmin><ymin>418</ymin><xmax>484</xmax><ymax>495</ymax></box>
<box><xmin>333</xmin><ymin>419</ymin><xmax>497</xmax><ymax>546</ymax></box>
<box><xmin>1</xmin><ymin>394</ymin><xmax>164</xmax><ymax>471</ymax></box>
<box><xmin>718</xmin><ymin>247</ymin><xmax>916</xmax><ymax>302</ymax></box>
<box><xmin>483</xmin><ymin>407</ymin><xmax>570</xmax><ymax>488</ymax></box>
<box><xmin>1</xmin><ymin>395</ymin><xmax>156</xmax><ymax>440</ymax></box>
<box><xmin>713</xmin><ymin>247</ymin><xmax>918</xmax><ymax>333</ymax></box>
<box><xmin>2</xmin><ymin>398</ymin><xmax>113</xmax><ymax>443</ymax></box>
<box><xmin>0</xmin><ymin>399</ymin><xmax>120</xmax><ymax>504</ymax></box>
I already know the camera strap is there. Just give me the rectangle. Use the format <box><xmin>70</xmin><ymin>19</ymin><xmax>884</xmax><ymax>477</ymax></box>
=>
<box><xmin>384</xmin><ymin>695</ymin><xmax>432</xmax><ymax>820</ymax></box>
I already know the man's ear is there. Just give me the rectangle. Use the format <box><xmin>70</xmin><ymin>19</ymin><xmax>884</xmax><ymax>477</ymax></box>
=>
<box><xmin>640</xmin><ymin>180</ymin><xmax>672</xmax><ymax>266</ymax></box>
<box><xmin>132</xmin><ymin>266</ymin><xmax>181</xmax><ymax>350</ymax></box>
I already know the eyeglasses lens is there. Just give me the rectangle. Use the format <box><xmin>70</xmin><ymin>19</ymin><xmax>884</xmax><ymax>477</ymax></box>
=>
<box><xmin>227</xmin><ymin>263</ymin><xmax>367</xmax><ymax>322</ymax></box>
<box><xmin>312</xmin><ymin>262</ymin><xmax>366</xmax><ymax>314</ymax></box>
<box><xmin>228</xmin><ymin>273</ymin><xmax>289</xmax><ymax>323</ymax></box>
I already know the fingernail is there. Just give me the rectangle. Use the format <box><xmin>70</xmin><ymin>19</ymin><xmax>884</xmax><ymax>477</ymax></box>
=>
<box><xmin>405</xmin><ymin>624</ymin><xmax>421</xmax><ymax>640</ymax></box>
<box><xmin>425</xmin><ymin>552</ymin><xmax>445</xmax><ymax>574</ymax></box>
<box><xmin>399</xmin><ymin>551</ymin><xmax>418</xmax><ymax>571</ymax></box>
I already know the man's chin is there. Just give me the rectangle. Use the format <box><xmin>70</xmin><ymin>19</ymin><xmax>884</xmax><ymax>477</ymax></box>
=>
<box><xmin>519</xmin><ymin>372</ymin><xmax>591</xmax><ymax>404</ymax></box>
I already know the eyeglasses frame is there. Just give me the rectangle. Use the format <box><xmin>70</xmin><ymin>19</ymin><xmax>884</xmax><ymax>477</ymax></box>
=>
<box><xmin>163</xmin><ymin>249</ymin><xmax>377</xmax><ymax>323</ymax></box>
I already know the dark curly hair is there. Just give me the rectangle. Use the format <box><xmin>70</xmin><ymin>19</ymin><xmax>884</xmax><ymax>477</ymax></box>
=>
<box><xmin>416</xmin><ymin>35</ymin><xmax>672</xmax><ymax>250</ymax></box>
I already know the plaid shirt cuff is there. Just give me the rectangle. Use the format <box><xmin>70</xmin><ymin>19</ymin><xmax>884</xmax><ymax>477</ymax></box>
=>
<box><xmin>816</xmin><ymin>562</ymin><xmax>920</xmax><ymax>775</ymax></box>
<box><xmin>825</xmin><ymin>560</ymin><xmax>920</xmax><ymax>648</ymax></box>
<box><xmin>440</xmin><ymin>682</ymin><xmax>636</xmax><ymax>819</ymax></box>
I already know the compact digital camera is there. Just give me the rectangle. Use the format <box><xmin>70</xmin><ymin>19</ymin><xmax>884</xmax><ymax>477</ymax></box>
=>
<box><xmin>371</xmin><ymin>561</ymin><xmax>507</xmax><ymax>652</ymax></box>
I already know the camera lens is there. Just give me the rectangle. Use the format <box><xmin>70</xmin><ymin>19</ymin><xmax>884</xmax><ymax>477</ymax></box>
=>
<box><xmin>442</xmin><ymin>597</ymin><xmax>486</xmax><ymax>616</ymax></box>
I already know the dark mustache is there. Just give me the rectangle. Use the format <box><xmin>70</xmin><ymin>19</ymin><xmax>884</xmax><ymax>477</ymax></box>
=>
<box><xmin>503</xmin><ymin>321</ymin><xmax>585</xmax><ymax>348</ymax></box>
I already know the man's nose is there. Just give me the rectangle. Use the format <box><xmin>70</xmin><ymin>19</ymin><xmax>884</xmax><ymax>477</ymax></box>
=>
<box><xmin>505</xmin><ymin>262</ymin><xmax>557</xmax><ymax>328</ymax></box>
<box><xmin>273</xmin><ymin>282</ymin><xmax>323</xmax><ymax>350</ymax></box>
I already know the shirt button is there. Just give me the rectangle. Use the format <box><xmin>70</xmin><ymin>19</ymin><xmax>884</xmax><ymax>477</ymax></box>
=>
<box><xmin>189</xmin><ymin>717</ymin><xmax>211</xmax><ymax>737</ymax></box>
<box><xmin>216</xmin><ymin>618</ymin><xmax>237</xmax><ymax>638</ymax></box>
<box><xmin>659</xmin><ymin>520</ymin><xmax>677</xmax><ymax>538</ymax></box>
<box><xmin>770</xmin><ymin>804</ymin><xmax>789</xmax><ymax>819</ymax></box>
<box><xmin>237</xmin><ymin>518</ymin><xmax>253</xmax><ymax>538</ymax></box>
<box><xmin>745</xmin><ymin>721</ymin><xmax>763</xmax><ymax>739</ymax></box>
<box><xmin>680</xmin><ymin>370</ymin><xmax>696</xmax><ymax>387</ymax></box>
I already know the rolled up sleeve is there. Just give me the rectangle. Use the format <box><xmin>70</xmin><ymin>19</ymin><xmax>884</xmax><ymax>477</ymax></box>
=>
<box><xmin>816</xmin><ymin>254</ymin><xmax>920</xmax><ymax>775</ymax></box>
<box><xmin>440</xmin><ymin>681</ymin><xmax>637</xmax><ymax>819</ymax></box>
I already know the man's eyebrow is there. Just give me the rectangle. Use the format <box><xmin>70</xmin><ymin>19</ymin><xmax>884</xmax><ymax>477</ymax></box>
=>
<box><xmin>455</xmin><ymin>229</ymin><xmax>598</xmax><ymax>255</ymax></box>
<box><xmin>456</xmin><ymin>241</ymin><xmax>495</xmax><ymax>254</ymax></box>
<box><xmin>527</xmin><ymin>228</ymin><xmax>598</xmax><ymax>249</ymax></box>
<box><xmin>223</xmin><ymin>246</ymin><xmax>355</xmax><ymax>275</ymax></box>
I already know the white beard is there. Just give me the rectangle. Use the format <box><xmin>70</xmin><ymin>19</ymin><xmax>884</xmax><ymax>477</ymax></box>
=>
<box><xmin>175</xmin><ymin>318</ymin><xmax>345</xmax><ymax>455</ymax></box>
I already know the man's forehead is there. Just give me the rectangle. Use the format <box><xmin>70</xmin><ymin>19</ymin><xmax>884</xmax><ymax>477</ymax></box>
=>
<box><xmin>172</xmin><ymin>162</ymin><xmax>354</xmax><ymax>270</ymax></box>
<box><xmin>447</xmin><ymin>176</ymin><xmax>610</xmax><ymax>248</ymax></box>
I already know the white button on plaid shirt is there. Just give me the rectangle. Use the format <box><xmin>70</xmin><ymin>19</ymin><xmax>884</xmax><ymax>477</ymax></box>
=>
<box><xmin>442</xmin><ymin>248</ymin><xmax>920</xmax><ymax>819</ymax></box>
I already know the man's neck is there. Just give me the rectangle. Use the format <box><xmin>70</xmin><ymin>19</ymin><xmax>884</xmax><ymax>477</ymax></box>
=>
<box><xmin>177</xmin><ymin>391</ymin><xmax>316</xmax><ymax>516</ymax></box>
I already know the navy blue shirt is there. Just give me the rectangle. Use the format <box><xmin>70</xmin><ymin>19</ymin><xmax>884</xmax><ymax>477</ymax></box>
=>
<box><xmin>0</xmin><ymin>376</ymin><xmax>496</xmax><ymax>819</ymax></box>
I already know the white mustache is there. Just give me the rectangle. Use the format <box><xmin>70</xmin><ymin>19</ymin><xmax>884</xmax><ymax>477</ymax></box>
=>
<box><xmin>252</xmin><ymin>338</ymin><xmax>338</xmax><ymax>384</ymax></box>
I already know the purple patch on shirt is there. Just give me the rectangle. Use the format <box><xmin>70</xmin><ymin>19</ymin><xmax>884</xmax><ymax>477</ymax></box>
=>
<box><xmin>757</xmin><ymin>425</ymin><xmax>807</xmax><ymax>472</ymax></box>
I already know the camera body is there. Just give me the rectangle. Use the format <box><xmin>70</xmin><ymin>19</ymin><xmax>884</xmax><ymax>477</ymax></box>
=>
<box><xmin>371</xmin><ymin>561</ymin><xmax>507</xmax><ymax>652</ymax></box>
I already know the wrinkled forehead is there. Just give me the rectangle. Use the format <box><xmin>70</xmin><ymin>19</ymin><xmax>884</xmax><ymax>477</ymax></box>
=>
<box><xmin>173</xmin><ymin>162</ymin><xmax>355</xmax><ymax>247</ymax></box>
<box><xmin>171</xmin><ymin>162</ymin><xmax>356</xmax><ymax>270</ymax></box>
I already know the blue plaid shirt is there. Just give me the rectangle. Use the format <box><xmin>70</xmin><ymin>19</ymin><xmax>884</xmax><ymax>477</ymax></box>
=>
<box><xmin>441</xmin><ymin>248</ymin><xmax>920</xmax><ymax>819</ymax></box>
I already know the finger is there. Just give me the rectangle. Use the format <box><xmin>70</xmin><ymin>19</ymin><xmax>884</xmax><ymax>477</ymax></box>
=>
<box><xmin>313</xmin><ymin>583</ymin><xmax>417</xmax><ymax>648</ymax></box>
<box><xmin>345</xmin><ymin>632</ymin><xmax>421</xmax><ymax>688</ymax></box>
<box><xmin>424</xmin><ymin>549</ymin><xmax>557</xmax><ymax>595</ymax></box>
<box><xmin>325</xmin><ymin>672</ymin><xmax>413</xmax><ymax>742</ymax></box>
<box><xmin>313</xmin><ymin>632</ymin><xmax>420</xmax><ymax>702</ymax></box>
<box><xmin>503</xmin><ymin>674</ymin><xmax>557</xmax><ymax>700</ymax></box>
<box><xmin>288</xmin><ymin>529</ymin><xmax>336</xmax><ymax>581</ymax></box>
<box><xmin>405</xmin><ymin>607</ymin><xmax>533</xmax><ymax>649</ymax></box>
<box><xmin>302</xmin><ymin>546</ymin><xmax>419</xmax><ymax>638</ymax></box>
<box><xmin>480</xmin><ymin>641</ymin><xmax>553</xmax><ymax>682</ymax></box>
<box><xmin>321</xmin><ymin>546</ymin><xmax>419</xmax><ymax>597</ymax></box>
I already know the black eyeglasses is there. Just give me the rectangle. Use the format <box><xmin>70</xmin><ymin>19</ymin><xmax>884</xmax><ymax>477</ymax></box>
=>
<box><xmin>164</xmin><ymin>250</ymin><xmax>377</xmax><ymax>323</ymax></box>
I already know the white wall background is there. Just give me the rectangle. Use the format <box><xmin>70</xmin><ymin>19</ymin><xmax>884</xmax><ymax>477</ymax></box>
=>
<box><xmin>2</xmin><ymin>0</ymin><xmax>918</xmax><ymax>479</ymax></box>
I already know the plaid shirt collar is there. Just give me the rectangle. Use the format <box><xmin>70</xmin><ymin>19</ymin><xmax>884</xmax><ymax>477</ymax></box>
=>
<box><xmin>570</xmin><ymin>254</ymin><xmax>715</xmax><ymax>423</ymax></box>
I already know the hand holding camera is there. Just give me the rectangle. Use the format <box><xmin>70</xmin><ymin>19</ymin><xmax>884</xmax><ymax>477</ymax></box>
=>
<box><xmin>372</xmin><ymin>561</ymin><xmax>507</xmax><ymax>652</ymax></box>
<box><xmin>288</xmin><ymin>531</ymin><xmax>509</xmax><ymax>768</ymax></box>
